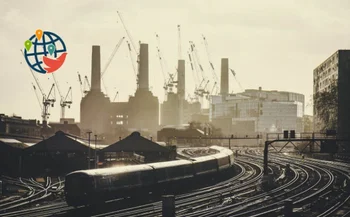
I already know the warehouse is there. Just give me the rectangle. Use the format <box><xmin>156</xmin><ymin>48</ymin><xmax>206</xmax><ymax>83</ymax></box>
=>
<box><xmin>22</xmin><ymin>131</ymin><xmax>94</xmax><ymax>176</ymax></box>
<box><xmin>101</xmin><ymin>131</ymin><xmax>176</xmax><ymax>165</ymax></box>
<box><xmin>0</xmin><ymin>138</ymin><xmax>27</xmax><ymax>177</ymax></box>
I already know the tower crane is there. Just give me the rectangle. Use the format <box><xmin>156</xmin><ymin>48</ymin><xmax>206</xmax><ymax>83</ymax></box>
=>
<box><xmin>84</xmin><ymin>75</ymin><xmax>91</xmax><ymax>95</ymax></box>
<box><xmin>202</xmin><ymin>35</ymin><xmax>219</xmax><ymax>95</ymax></box>
<box><xmin>187</xmin><ymin>51</ymin><xmax>200</xmax><ymax>102</ymax></box>
<box><xmin>113</xmin><ymin>91</ymin><xmax>119</xmax><ymax>102</ymax></box>
<box><xmin>21</xmin><ymin>49</ymin><xmax>56</xmax><ymax>123</ymax></box>
<box><xmin>100</xmin><ymin>36</ymin><xmax>125</xmax><ymax>97</ymax></box>
<box><xmin>77</xmin><ymin>71</ymin><xmax>84</xmax><ymax>97</ymax></box>
<box><xmin>52</xmin><ymin>74</ymin><xmax>73</xmax><ymax>119</ymax></box>
<box><xmin>155</xmin><ymin>33</ymin><xmax>176</xmax><ymax>96</ymax></box>
<box><xmin>206</xmin><ymin>82</ymin><xmax>217</xmax><ymax>100</ymax></box>
<box><xmin>230</xmin><ymin>69</ymin><xmax>244</xmax><ymax>92</ymax></box>
<box><xmin>31</xmin><ymin>83</ymin><xmax>43</xmax><ymax>110</ymax></box>
<box><xmin>127</xmin><ymin>41</ymin><xmax>139</xmax><ymax>85</ymax></box>
<box><xmin>189</xmin><ymin>42</ymin><xmax>210</xmax><ymax>99</ymax></box>
<box><xmin>117</xmin><ymin>11</ymin><xmax>140</xmax><ymax>88</ymax></box>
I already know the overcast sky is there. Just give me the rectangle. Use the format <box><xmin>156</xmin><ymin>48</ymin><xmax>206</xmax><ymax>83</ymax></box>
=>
<box><xmin>1</xmin><ymin>0</ymin><xmax>350</xmax><ymax>122</ymax></box>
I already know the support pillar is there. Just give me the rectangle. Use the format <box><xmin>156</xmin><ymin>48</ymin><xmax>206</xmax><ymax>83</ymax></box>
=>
<box><xmin>264</xmin><ymin>141</ymin><xmax>269</xmax><ymax>175</ymax></box>
<box><xmin>0</xmin><ymin>180</ymin><xmax>2</xmax><ymax>196</ymax></box>
<box><xmin>162</xmin><ymin>195</ymin><xmax>175</xmax><ymax>217</ymax></box>
<box><xmin>283</xmin><ymin>199</ymin><xmax>293</xmax><ymax>216</ymax></box>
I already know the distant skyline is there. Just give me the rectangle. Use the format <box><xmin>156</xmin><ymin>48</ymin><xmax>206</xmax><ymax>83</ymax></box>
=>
<box><xmin>1</xmin><ymin>0</ymin><xmax>350</xmax><ymax>122</ymax></box>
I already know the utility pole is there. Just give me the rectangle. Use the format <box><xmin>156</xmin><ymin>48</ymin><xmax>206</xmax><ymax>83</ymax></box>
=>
<box><xmin>87</xmin><ymin>131</ymin><xmax>92</xmax><ymax>169</ymax></box>
<box><xmin>94</xmin><ymin>134</ymin><xmax>97</xmax><ymax>169</ymax></box>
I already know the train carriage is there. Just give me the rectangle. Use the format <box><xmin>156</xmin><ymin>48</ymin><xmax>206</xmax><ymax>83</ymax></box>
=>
<box><xmin>191</xmin><ymin>156</ymin><xmax>218</xmax><ymax>176</ymax></box>
<box><xmin>64</xmin><ymin>146</ymin><xmax>234</xmax><ymax>207</ymax></box>
<box><xmin>148</xmin><ymin>159</ymin><xmax>194</xmax><ymax>193</ymax></box>
<box><xmin>65</xmin><ymin>165</ymin><xmax>154</xmax><ymax>206</ymax></box>
<box><xmin>213</xmin><ymin>152</ymin><xmax>231</xmax><ymax>171</ymax></box>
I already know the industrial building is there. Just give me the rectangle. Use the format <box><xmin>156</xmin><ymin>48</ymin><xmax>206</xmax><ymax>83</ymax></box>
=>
<box><xmin>80</xmin><ymin>45</ymin><xmax>111</xmax><ymax>136</ymax></box>
<box><xmin>313</xmin><ymin>50</ymin><xmax>350</xmax><ymax>139</ymax></box>
<box><xmin>157</xmin><ymin>126</ymin><xmax>204</xmax><ymax>143</ymax></box>
<box><xmin>210</xmin><ymin>91</ymin><xmax>304</xmax><ymax>135</ymax></box>
<box><xmin>80</xmin><ymin>44</ymin><xmax>160</xmax><ymax>140</ymax></box>
<box><xmin>160</xmin><ymin>59</ymin><xmax>202</xmax><ymax>127</ymax></box>
<box><xmin>101</xmin><ymin>131</ymin><xmax>176</xmax><ymax>165</ymax></box>
<box><xmin>0</xmin><ymin>138</ymin><xmax>27</xmax><ymax>177</ymax></box>
<box><xmin>0</xmin><ymin>114</ymin><xmax>41</xmax><ymax>137</ymax></box>
<box><xmin>209</xmin><ymin>58</ymin><xmax>305</xmax><ymax>136</ymax></box>
<box><xmin>22</xmin><ymin>131</ymin><xmax>95</xmax><ymax>176</ymax></box>
<box><xmin>0</xmin><ymin>114</ymin><xmax>81</xmax><ymax>140</ymax></box>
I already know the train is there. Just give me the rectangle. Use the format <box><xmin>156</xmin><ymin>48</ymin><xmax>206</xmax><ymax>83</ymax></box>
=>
<box><xmin>64</xmin><ymin>146</ymin><xmax>235</xmax><ymax>207</ymax></box>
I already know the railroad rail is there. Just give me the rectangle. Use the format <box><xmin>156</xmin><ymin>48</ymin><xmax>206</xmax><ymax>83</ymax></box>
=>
<box><xmin>2</xmin><ymin>147</ymin><xmax>350</xmax><ymax>217</ymax></box>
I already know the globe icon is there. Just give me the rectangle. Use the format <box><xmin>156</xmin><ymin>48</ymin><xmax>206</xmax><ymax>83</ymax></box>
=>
<box><xmin>24</xmin><ymin>31</ymin><xmax>67</xmax><ymax>74</ymax></box>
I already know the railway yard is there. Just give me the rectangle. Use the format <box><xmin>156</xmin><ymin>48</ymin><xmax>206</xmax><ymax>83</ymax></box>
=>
<box><xmin>1</xmin><ymin>147</ymin><xmax>350</xmax><ymax>217</ymax></box>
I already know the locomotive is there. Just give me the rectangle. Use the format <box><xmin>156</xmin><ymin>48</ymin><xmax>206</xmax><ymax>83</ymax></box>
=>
<box><xmin>64</xmin><ymin>146</ymin><xmax>234</xmax><ymax>207</ymax></box>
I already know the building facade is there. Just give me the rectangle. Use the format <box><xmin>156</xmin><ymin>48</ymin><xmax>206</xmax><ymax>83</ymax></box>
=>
<box><xmin>0</xmin><ymin>114</ymin><xmax>41</xmax><ymax>137</ymax></box>
<box><xmin>313</xmin><ymin>50</ymin><xmax>350</xmax><ymax>141</ymax></box>
<box><xmin>210</xmin><ymin>89</ymin><xmax>304</xmax><ymax>136</ymax></box>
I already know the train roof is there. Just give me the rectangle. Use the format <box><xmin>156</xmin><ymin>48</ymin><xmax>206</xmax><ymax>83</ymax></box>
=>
<box><xmin>67</xmin><ymin>164</ymin><xmax>153</xmax><ymax>177</ymax></box>
<box><xmin>102</xmin><ymin>132</ymin><xmax>171</xmax><ymax>153</ymax></box>
<box><xmin>148</xmin><ymin>159</ymin><xmax>192</xmax><ymax>169</ymax></box>
<box><xmin>212</xmin><ymin>152</ymin><xmax>230</xmax><ymax>159</ymax></box>
<box><xmin>190</xmin><ymin>155</ymin><xmax>217</xmax><ymax>163</ymax></box>
<box><xmin>210</xmin><ymin>146</ymin><xmax>233</xmax><ymax>155</ymax></box>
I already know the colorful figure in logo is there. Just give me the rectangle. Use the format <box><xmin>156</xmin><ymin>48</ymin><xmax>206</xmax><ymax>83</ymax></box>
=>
<box><xmin>23</xmin><ymin>29</ymin><xmax>67</xmax><ymax>74</ymax></box>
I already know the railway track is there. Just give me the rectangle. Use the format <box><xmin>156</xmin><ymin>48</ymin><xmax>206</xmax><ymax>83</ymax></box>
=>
<box><xmin>2</xmin><ymin>148</ymin><xmax>350</xmax><ymax>217</ymax></box>
<box><xmin>72</xmin><ymin>159</ymin><xmax>278</xmax><ymax>217</ymax></box>
<box><xmin>0</xmin><ymin>176</ymin><xmax>64</xmax><ymax>215</ymax></box>
<box><xmin>89</xmin><ymin>151</ymin><xmax>350</xmax><ymax>217</ymax></box>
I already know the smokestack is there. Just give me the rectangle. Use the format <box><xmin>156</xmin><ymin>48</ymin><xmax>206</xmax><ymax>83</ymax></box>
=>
<box><xmin>91</xmin><ymin>45</ymin><xmax>101</xmax><ymax>92</ymax></box>
<box><xmin>220</xmin><ymin>58</ymin><xmax>229</xmax><ymax>95</ymax></box>
<box><xmin>177</xmin><ymin>59</ymin><xmax>185</xmax><ymax>125</ymax></box>
<box><xmin>177</xmin><ymin>60</ymin><xmax>185</xmax><ymax>98</ymax></box>
<box><xmin>138</xmin><ymin>43</ymin><xmax>149</xmax><ymax>90</ymax></box>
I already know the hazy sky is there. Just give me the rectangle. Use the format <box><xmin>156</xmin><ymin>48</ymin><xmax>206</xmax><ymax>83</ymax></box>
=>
<box><xmin>1</xmin><ymin>0</ymin><xmax>350</xmax><ymax>122</ymax></box>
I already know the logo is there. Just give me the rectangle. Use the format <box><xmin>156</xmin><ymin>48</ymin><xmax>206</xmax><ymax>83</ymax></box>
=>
<box><xmin>24</xmin><ymin>29</ymin><xmax>67</xmax><ymax>74</ymax></box>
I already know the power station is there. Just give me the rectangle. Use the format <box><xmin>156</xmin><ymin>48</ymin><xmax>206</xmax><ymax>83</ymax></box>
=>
<box><xmin>80</xmin><ymin>44</ymin><xmax>160</xmax><ymax>140</ymax></box>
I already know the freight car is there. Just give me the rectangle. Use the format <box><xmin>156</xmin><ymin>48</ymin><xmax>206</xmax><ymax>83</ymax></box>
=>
<box><xmin>64</xmin><ymin>146</ymin><xmax>234</xmax><ymax>207</ymax></box>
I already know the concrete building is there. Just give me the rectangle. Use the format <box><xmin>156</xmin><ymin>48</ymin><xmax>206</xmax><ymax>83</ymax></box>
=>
<box><xmin>0</xmin><ymin>114</ymin><xmax>41</xmax><ymax>137</ymax></box>
<box><xmin>80</xmin><ymin>46</ymin><xmax>111</xmax><ymax>135</ymax></box>
<box><xmin>161</xmin><ymin>92</ymin><xmax>180</xmax><ymax>126</ymax></box>
<box><xmin>127</xmin><ymin>44</ymin><xmax>159</xmax><ymax>135</ymax></box>
<box><xmin>160</xmin><ymin>58</ymin><xmax>202</xmax><ymax>126</ymax></box>
<box><xmin>49</xmin><ymin>118</ymin><xmax>81</xmax><ymax>136</ymax></box>
<box><xmin>313</xmin><ymin>50</ymin><xmax>350</xmax><ymax>142</ymax></box>
<box><xmin>210</xmin><ymin>89</ymin><xmax>304</xmax><ymax>136</ymax></box>
<box><xmin>80</xmin><ymin>44</ymin><xmax>160</xmax><ymax>139</ymax></box>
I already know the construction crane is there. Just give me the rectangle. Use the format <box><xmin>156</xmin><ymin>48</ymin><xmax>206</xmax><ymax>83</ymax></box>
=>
<box><xmin>187</xmin><ymin>51</ymin><xmax>200</xmax><ymax>102</ymax></box>
<box><xmin>230</xmin><ymin>68</ymin><xmax>244</xmax><ymax>92</ymax></box>
<box><xmin>100</xmin><ymin>36</ymin><xmax>125</xmax><ymax>97</ymax></box>
<box><xmin>113</xmin><ymin>91</ymin><xmax>119</xmax><ymax>102</ymax></box>
<box><xmin>202</xmin><ymin>35</ymin><xmax>219</xmax><ymax>95</ymax></box>
<box><xmin>155</xmin><ymin>33</ymin><xmax>177</xmax><ymax>96</ymax></box>
<box><xmin>127</xmin><ymin>41</ymin><xmax>139</xmax><ymax>85</ymax></box>
<box><xmin>189</xmin><ymin>42</ymin><xmax>209</xmax><ymax>98</ymax></box>
<box><xmin>117</xmin><ymin>11</ymin><xmax>140</xmax><ymax>88</ymax></box>
<box><xmin>206</xmin><ymin>82</ymin><xmax>217</xmax><ymax>100</ymax></box>
<box><xmin>21</xmin><ymin>49</ymin><xmax>56</xmax><ymax>123</ymax></box>
<box><xmin>84</xmin><ymin>75</ymin><xmax>91</xmax><ymax>95</ymax></box>
<box><xmin>60</xmin><ymin>87</ymin><xmax>72</xmax><ymax>119</ymax></box>
<box><xmin>32</xmin><ymin>83</ymin><xmax>43</xmax><ymax>110</ymax></box>
<box><xmin>52</xmin><ymin>74</ymin><xmax>73</xmax><ymax>119</ymax></box>
<box><xmin>77</xmin><ymin>71</ymin><xmax>83</xmax><ymax>97</ymax></box>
